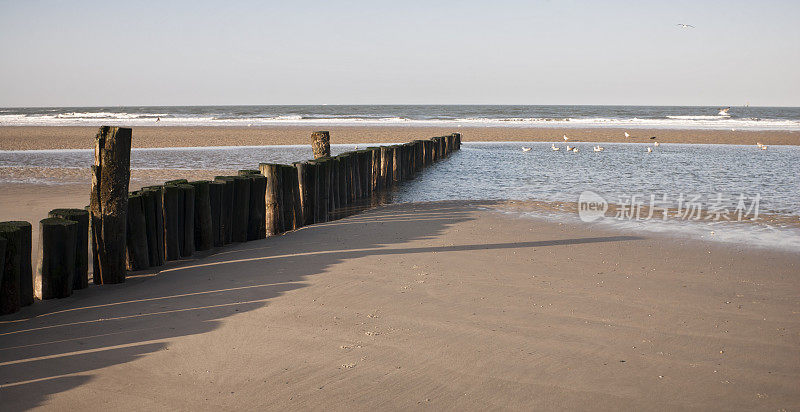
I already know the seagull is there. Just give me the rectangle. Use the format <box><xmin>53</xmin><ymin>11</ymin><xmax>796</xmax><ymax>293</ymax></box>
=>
<box><xmin>593</xmin><ymin>146</ymin><xmax>604</xmax><ymax>152</ymax></box>
<box><xmin>647</xmin><ymin>147</ymin><xmax>653</xmax><ymax>153</ymax></box>
<box><xmin>761</xmin><ymin>145</ymin><xmax>768</xmax><ymax>150</ymax></box>
<box><xmin>566</xmin><ymin>145</ymin><xmax>573</xmax><ymax>151</ymax></box>
<box><xmin>718</xmin><ymin>107</ymin><xmax>731</xmax><ymax>116</ymax></box>
<box><xmin>757</xmin><ymin>142</ymin><xmax>763</xmax><ymax>147</ymax></box>
<box><xmin>624</xmin><ymin>131</ymin><xmax>630</xmax><ymax>138</ymax></box>
<box><xmin>572</xmin><ymin>147</ymin><xmax>579</xmax><ymax>153</ymax></box>
<box><xmin>654</xmin><ymin>141</ymin><xmax>660</xmax><ymax>147</ymax></box>
<box><xmin>676</xmin><ymin>23</ymin><xmax>695</xmax><ymax>28</ymax></box>
<box><xmin>521</xmin><ymin>147</ymin><xmax>532</xmax><ymax>152</ymax></box>
<box><xmin>551</xmin><ymin>144</ymin><xmax>560</xmax><ymax>151</ymax></box>
<box><xmin>563</xmin><ymin>134</ymin><xmax>569</xmax><ymax>141</ymax></box>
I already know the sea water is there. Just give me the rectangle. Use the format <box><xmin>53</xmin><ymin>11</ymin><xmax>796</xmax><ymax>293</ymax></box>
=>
<box><xmin>2</xmin><ymin>141</ymin><xmax>798</xmax><ymax>251</ymax></box>
<box><xmin>1</xmin><ymin>105</ymin><xmax>799</xmax><ymax>131</ymax></box>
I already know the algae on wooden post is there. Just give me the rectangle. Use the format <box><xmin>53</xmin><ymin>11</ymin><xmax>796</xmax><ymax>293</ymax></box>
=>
<box><xmin>90</xmin><ymin>126</ymin><xmax>131</xmax><ymax>284</ymax></box>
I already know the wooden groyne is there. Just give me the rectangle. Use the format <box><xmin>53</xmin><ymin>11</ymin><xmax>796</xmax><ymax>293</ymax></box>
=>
<box><xmin>0</xmin><ymin>130</ymin><xmax>461</xmax><ymax>313</ymax></box>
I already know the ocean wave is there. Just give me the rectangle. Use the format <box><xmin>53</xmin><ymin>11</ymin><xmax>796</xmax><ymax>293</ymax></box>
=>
<box><xmin>1</xmin><ymin>113</ymin><xmax>798</xmax><ymax>130</ymax></box>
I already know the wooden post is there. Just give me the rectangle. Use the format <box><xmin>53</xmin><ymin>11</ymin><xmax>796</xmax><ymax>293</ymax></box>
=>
<box><xmin>213</xmin><ymin>177</ymin><xmax>235</xmax><ymax>244</ymax></box>
<box><xmin>162</xmin><ymin>184</ymin><xmax>181</xmax><ymax>262</ymax></box>
<box><xmin>238</xmin><ymin>171</ymin><xmax>267</xmax><ymax>240</ymax></box>
<box><xmin>0</xmin><ymin>238</ymin><xmax>4</xmax><ymax>311</ymax></box>
<box><xmin>125</xmin><ymin>193</ymin><xmax>150</xmax><ymax>271</ymax></box>
<box><xmin>311</xmin><ymin>131</ymin><xmax>331</xmax><ymax>159</ymax></box>
<box><xmin>1</xmin><ymin>221</ymin><xmax>33</xmax><ymax>307</ymax></box>
<box><xmin>227</xmin><ymin>177</ymin><xmax>249</xmax><ymax>243</ymax></box>
<box><xmin>176</xmin><ymin>184</ymin><xmax>195</xmax><ymax>256</ymax></box>
<box><xmin>392</xmin><ymin>145</ymin><xmax>402</xmax><ymax>184</ymax></box>
<box><xmin>208</xmin><ymin>181</ymin><xmax>225</xmax><ymax>247</ymax></box>
<box><xmin>277</xmin><ymin>165</ymin><xmax>295</xmax><ymax>229</ymax></box>
<box><xmin>288</xmin><ymin>166</ymin><xmax>302</xmax><ymax>229</ymax></box>
<box><xmin>47</xmin><ymin>210</ymin><xmax>89</xmax><ymax>290</ymax></box>
<box><xmin>337</xmin><ymin>156</ymin><xmax>348</xmax><ymax>209</ymax></box>
<box><xmin>36</xmin><ymin>218</ymin><xmax>77</xmax><ymax>299</ymax></box>
<box><xmin>259</xmin><ymin>164</ymin><xmax>283</xmax><ymax>236</ymax></box>
<box><xmin>329</xmin><ymin>158</ymin><xmax>340</xmax><ymax>214</ymax></box>
<box><xmin>189</xmin><ymin>181</ymin><xmax>213</xmax><ymax>251</ymax></box>
<box><xmin>380</xmin><ymin>146</ymin><xmax>391</xmax><ymax>187</ymax></box>
<box><xmin>371</xmin><ymin>148</ymin><xmax>381</xmax><ymax>191</ymax></box>
<box><xmin>0</xmin><ymin>222</ymin><xmax>23</xmax><ymax>314</ymax></box>
<box><xmin>295</xmin><ymin>162</ymin><xmax>312</xmax><ymax>227</ymax></box>
<box><xmin>90</xmin><ymin>126</ymin><xmax>131</xmax><ymax>284</ymax></box>
<box><xmin>140</xmin><ymin>187</ymin><xmax>164</xmax><ymax>267</ymax></box>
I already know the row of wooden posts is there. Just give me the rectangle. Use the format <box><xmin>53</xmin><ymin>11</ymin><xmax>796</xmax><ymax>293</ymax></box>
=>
<box><xmin>0</xmin><ymin>129</ymin><xmax>462</xmax><ymax>315</ymax></box>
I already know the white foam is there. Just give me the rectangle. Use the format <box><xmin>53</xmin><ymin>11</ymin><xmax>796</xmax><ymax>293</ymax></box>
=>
<box><xmin>1</xmin><ymin>113</ymin><xmax>798</xmax><ymax>130</ymax></box>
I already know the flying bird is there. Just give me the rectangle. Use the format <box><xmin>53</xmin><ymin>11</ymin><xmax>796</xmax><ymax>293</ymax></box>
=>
<box><xmin>677</xmin><ymin>23</ymin><xmax>695</xmax><ymax>28</ymax></box>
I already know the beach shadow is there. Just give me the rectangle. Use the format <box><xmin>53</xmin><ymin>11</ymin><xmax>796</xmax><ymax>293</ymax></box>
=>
<box><xmin>0</xmin><ymin>198</ymin><xmax>641</xmax><ymax>409</ymax></box>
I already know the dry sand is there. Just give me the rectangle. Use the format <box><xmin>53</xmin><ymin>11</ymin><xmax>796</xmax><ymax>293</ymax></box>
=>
<box><xmin>1</xmin><ymin>201</ymin><xmax>799</xmax><ymax>410</ymax></box>
<box><xmin>1</xmin><ymin>126</ymin><xmax>798</xmax><ymax>150</ymax></box>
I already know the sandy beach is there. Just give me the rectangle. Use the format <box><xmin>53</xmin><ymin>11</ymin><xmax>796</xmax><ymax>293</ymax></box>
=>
<box><xmin>1</xmin><ymin>201</ymin><xmax>798</xmax><ymax>410</ymax></box>
<box><xmin>1</xmin><ymin>126</ymin><xmax>798</xmax><ymax>150</ymax></box>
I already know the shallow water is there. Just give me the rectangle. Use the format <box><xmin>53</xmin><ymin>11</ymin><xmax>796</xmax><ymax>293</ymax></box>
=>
<box><xmin>2</xmin><ymin>142</ymin><xmax>799</xmax><ymax>250</ymax></box>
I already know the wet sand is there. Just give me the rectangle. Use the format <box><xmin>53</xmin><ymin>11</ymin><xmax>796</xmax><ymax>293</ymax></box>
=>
<box><xmin>1</xmin><ymin>126</ymin><xmax>798</xmax><ymax>150</ymax></box>
<box><xmin>1</xmin><ymin>201</ymin><xmax>798</xmax><ymax>410</ymax></box>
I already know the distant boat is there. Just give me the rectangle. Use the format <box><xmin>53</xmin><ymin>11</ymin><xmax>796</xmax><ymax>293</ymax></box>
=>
<box><xmin>718</xmin><ymin>107</ymin><xmax>731</xmax><ymax>116</ymax></box>
<box><xmin>521</xmin><ymin>147</ymin><xmax>532</xmax><ymax>152</ymax></box>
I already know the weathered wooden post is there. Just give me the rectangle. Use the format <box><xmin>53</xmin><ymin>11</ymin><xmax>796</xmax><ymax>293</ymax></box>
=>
<box><xmin>90</xmin><ymin>126</ymin><xmax>131</xmax><ymax>284</ymax></box>
<box><xmin>1</xmin><ymin>221</ymin><xmax>33</xmax><ymax>308</ymax></box>
<box><xmin>371</xmin><ymin>148</ymin><xmax>381</xmax><ymax>191</ymax></box>
<box><xmin>213</xmin><ymin>177</ymin><xmax>236</xmax><ymax>244</ymax></box>
<box><xmin>238</xmin><ymin>171</ymin><xmax>267</xmax><ymax>240</ymax></box>
<box><xmin>452</xmin><ymin>132</ymin><xmax>461</xmax><ymax>150</ymax></box>
<box><xmin>329</xmin><ymin>158</ymin><xmax>340</xmax><ymax>214</ymax></box>
<box><xmin>177</xmin><ymin>184</ymin><xmax>195</xmax><ymax>256</ymax></box>
<box><xmin>189</xmin><ymin>180</ymin><xmax>213</xmax><ymax>251</ymax></box>
<box><xmin>337</xmin><ymin>156</ymin><xmax>348</xmax><ymax>210</ymax></box>
<box><xmin>380</xmin><ymin>146</ymin><xmax>391</xmax><ymax>187</ymax></box>
<box><xmin>0</xmin><ymin>222</ymin><xmax>23</xmax><ymax>314</ymax></box>
<box><xmin>392</xmin><ymin>145</ymin><xmax>402</xmax><ymax>184</ymax></box>
<box><xmin>162</xmin><ymin>184</ymin><xmax>181</xmax><ymax>262</ymax></box>
<box><xmin>208</xmin><ymin>181</ymin><xmax>225</xmax><ymax>247</ymax></box>
<box><xmin>288</xmin><ymin>166</ymin><xmax>302</xmax><ymax>229</ymax></box>
<box><xmin>227</xmin><ymin>177</ymin><xmax>249</xmax><ymax>242</ymax></box>
<box><xmin>140</xmin><ymin>187</ymin><xmax>165</xmax><ymax>267</ymax></box>
<box><xmin>0</xmin><ymin>238</ymin><xmax>5</xmax><ymax>310</ymax></box>
<box><xmin>259</xmin><ymin>163</ymin><xmax>283</xmax><ymax>236</ymax></box>
<box><xmin>294</xmin><ymin>162</ymin><xmax>313</xmax><ymax>227</ymax></box>
<box><xmin>311</xmin><ymin>131</ymin><xmax>331</xmax><ymax>159</ymax></box>
<box><xmin>47</xmin><ymin>210</ymin><xmax>89</xmax><ymax>290</ymax></box>
<box><xmin>36</xmin><ymin>217</ymin><xmax>77</xmax><ymax>299</ymax></box>
<box><xmin>125</xmin><ymin>193</ymin><xmax>150</xmax><ymax>271</ymax></box>
<box><xmin>314</xmin><ymin>159</ymin><xmax>331</xmax><ymax>223</ymax></box>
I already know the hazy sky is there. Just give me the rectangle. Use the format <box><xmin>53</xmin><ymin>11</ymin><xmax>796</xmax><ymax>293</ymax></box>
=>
<box><xmin>1</xmin><ymin>0</ymin><xmax>798</xmax><ymax>107</ymax></box>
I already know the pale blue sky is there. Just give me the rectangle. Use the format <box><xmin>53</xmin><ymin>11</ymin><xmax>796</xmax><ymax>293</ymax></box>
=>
<box><xmin>1</xmin><ymin>0</ymin><xmax>798</xmax><ymax>107</ymax></box>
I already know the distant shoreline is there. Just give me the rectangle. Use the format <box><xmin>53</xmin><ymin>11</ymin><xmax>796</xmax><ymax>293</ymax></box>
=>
<box><xmin>1</xmin><ymin>125</ymin><xmax>798</xmax><ymax>150</ymax></box>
